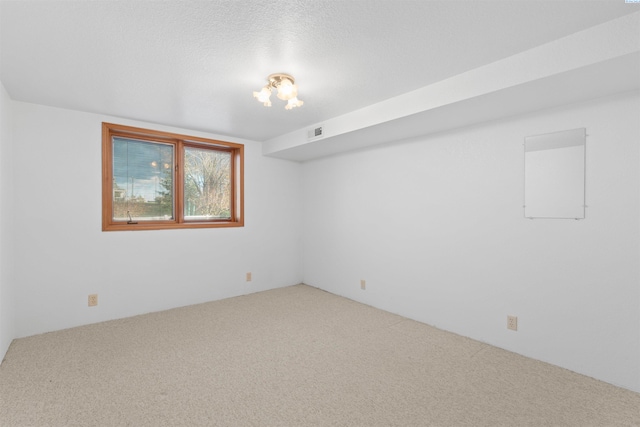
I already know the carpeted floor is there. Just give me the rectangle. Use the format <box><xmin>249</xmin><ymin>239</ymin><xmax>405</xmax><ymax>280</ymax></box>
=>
<box><xmin>0</xmin><ymin>284</ymin><xmax>639</xmax><ymax>426</ymax></box>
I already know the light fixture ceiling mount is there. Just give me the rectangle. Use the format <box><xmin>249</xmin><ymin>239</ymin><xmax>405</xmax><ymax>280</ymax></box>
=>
<box><xmin>253</xmin><ymin>73</ymin><xmax>304</xmax><ymax>110</ymax></box>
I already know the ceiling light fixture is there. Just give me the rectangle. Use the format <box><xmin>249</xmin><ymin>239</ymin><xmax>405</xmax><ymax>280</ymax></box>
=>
<box><xmin>253</xmin><ymin>73</ymin><xmax>304</xmax><ymax>110</ymax></box>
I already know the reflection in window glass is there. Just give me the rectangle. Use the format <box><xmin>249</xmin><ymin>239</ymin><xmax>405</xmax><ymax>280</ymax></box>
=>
<box><xmin>112</xmin><ymin>137</ymin><xmax>174</xmax><ymax>221</ymax></box>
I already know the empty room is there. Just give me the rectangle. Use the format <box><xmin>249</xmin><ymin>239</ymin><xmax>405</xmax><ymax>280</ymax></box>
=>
<box><xmin>1</xmin><ymin>0</ymin><xmax>640</xmax><ymax>425</ymax></box>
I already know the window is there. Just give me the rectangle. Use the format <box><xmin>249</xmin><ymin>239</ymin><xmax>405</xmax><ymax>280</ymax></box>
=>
<box><xmin>102</xmin><ymin>123</ymin><xmax>243</xmax><ymax>231</ymax></box>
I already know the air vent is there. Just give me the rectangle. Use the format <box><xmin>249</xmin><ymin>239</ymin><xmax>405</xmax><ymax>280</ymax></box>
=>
<box><xmin>308</xmin><ymin>126</ymin><xmax>323</xmax><ymax>140</ymax></box>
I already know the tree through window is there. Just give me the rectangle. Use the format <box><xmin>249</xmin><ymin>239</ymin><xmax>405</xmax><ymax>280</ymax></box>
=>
<box><xmin>184</xmin><ymin>146</ymin><xmax>231</xmax><ymax>220</ymax></box>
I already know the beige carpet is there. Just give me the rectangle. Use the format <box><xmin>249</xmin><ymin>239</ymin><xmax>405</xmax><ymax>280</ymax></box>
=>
<box><xmin>0</xmin><ymin>284</ymin><xmax>638</xmax><ymax>426</ymax></box>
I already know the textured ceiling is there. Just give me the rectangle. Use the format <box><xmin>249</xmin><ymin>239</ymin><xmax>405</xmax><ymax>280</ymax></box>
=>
<box><xmin>0</xmin><ymin>0</ymin><xmax>637</xmax><ymax>141</ymax></box>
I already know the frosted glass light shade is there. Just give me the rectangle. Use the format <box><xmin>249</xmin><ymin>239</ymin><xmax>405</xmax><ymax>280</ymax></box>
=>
<box><xmin>276</xmin><ymin>78</ymin><xmax>297</xmax><ymax>100</ymax></box>
<box><xmin>253</xmin><ymin>87</ymin><xmax>272</xmax><ymax>106</ymax></box>
<box><xmin>285</xmin><ymin>97</ymin><xmax>304</xmax><ymax>110</ymax></box>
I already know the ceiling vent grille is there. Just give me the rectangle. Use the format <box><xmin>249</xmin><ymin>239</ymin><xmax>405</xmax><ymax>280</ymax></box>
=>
<box><xmin>308</xmin><ymin>126</ymin><xmax>323</xmax><ymax>140</ymax></box>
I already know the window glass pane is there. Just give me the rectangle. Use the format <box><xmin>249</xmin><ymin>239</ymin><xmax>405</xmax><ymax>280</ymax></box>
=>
<box><xmin>112</xmin><ymin>137</ymin><xmax>174</xmax><ymax>221</ymax></box>
<box><xmin>184</xmin><ymin>147</ymin><xmax>231</xmax><ymax>220</ymax></box>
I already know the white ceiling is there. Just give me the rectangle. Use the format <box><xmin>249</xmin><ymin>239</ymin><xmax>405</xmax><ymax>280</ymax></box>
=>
<box><xmin>0</xmin><ymin>0</ymin><xmax>638</xmax><ymax>142</ymax></box>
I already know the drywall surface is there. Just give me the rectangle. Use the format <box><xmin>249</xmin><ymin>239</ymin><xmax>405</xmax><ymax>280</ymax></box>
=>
<box><xmin>11</xmin><ymin>102</ymin><xmax>303</xmax><ymax>338</ymax></box>
<box><xmin>0</xmin><ymin>81</ymin><xmax>15</xmax><ymax>360</ymax></box>
<box><xmin>302</xmin><ymin>91</ymin><xmax>640</xmax><ymax>393</ymax></box>
<box><xmin>264</xmin><ymin>12</ymin><xmax>640</xmax><ymax>161</ymax></box>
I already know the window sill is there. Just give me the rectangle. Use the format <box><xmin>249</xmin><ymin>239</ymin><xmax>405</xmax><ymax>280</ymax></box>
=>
<box><xmin>102</xmin><ymin>220</ymin><xmax>244</xmax><ymax>232</ymax></box>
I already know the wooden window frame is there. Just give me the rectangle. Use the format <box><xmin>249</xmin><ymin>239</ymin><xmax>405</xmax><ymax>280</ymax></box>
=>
<box><xmin>102</xmin><ymin>122</ymin><xmax>244</xmax><ymax>231</ymax></box>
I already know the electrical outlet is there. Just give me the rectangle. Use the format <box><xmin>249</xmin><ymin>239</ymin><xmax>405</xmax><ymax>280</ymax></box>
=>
<box><xmin>360</xmin><ymin>279</ymin><xmax>366</xmax><ymax>290</ymax></box>
<box><xmin>88</xmin><ymin>294</ymin><xmax>98</xmax><ymax>307</ymax></box>
<box><xmin>507</xmin><ymin>315</ymin><xmax>518</xmax><ymax>331</ymax></box>
<box><xmin>246</xmin><ymin>272</ymin><xmax>252</xmax><ymax>282</ymax></box>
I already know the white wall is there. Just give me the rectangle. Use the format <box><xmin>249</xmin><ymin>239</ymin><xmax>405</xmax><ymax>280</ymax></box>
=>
<box><xmin>11</xmin><ymin>101</ymin><xmax>303</xmax><ymax>338</ymax></box>
<box><xmin>0</xmin><ymin>81</ymin><xmax>15</xmax><ymax>360</ymax></box>
<box><xmin>302</xmin><ymin>90</ymin><xmax>640</xmax><ymax>393</ymax></box>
